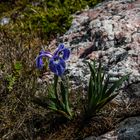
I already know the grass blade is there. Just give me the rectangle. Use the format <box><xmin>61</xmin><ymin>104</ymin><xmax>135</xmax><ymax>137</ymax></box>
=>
<box><xmin>106</xmin><ymin>74</ymin><xmax>129</xmax><ymax>97</ymax></box>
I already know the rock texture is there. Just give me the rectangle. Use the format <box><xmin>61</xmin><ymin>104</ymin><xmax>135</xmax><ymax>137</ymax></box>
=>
<box><xmin>49</xmin><ymin>0</ymin><xmax>140</xmax><ymax>90</ymax></box>
<box><xmin>84</xmin><ymin>117</ymin><xmax>140</xmax><ymax>140</ymax></box>
<box><xmin>43</xmin><ymin>0</ymin><xmax>140</xmax><ymax>103</ymax></box>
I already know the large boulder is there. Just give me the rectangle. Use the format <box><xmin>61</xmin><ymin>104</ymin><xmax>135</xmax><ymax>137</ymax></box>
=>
<box><xmin>46</xmin><ymin>0</ymin><xmax>140</xmax><ymax>96</ymax></box>
<box><xmin>56</xmin><ymin>0</ymin><xmax>140</xmax><ymax>88</ymax></box>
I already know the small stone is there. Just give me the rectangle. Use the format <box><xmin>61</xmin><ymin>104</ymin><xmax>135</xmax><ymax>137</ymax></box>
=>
<box><xmin>0</xmin><ymin>17</ymin><xmax>10</xmax><ymax>25</ymax></box>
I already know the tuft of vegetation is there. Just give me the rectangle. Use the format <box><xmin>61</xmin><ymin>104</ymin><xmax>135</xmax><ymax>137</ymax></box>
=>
<box><xmin>0</xmin><ymin>0</ymin><xmax>102</xmax><ymax>42</ymax></box>
<box><xmin>84</xmin><ymin>60</ymin><xmax>130</xmax><ymax>119</ymax></box>
<box><xmin>33</xmin><ymin>75</ymin><xmax>73</xmax><ymax>120</ymax></box>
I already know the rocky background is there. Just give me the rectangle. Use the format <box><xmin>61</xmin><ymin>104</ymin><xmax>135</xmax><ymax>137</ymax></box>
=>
<box><xmin>48</xmin><ymin>0</ymin><xmax>140</xmax><ymax>139</ymax></box>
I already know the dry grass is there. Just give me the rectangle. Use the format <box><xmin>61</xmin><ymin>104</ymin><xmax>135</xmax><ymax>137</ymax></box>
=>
<box><xmin>45</xmin><ymin>99</ymin><xmax>140</xmax><ymax>140</ymax></box>
<box><xmin>0</xmin><ymin>27</ymin><xmax>47</xmax><ymax>140</ymax></box>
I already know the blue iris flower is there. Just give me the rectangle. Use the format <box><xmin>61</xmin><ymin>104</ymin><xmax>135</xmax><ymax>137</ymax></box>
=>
<box><xmin>36</xmin><ymin>50</ymin><xmax>52</xmax><ymax>69</ymax></box>
<box><xmin>49</xmin><ymin>55</ymin><xmax>66</xmax><ymax>76</ymax></box>
<box><xmin>36</xmin><ymin>44</ymin><xmax>70</xmax><ymax>76</ymax></box>
<box><xmin>54</xmin><ymin>44</ymin><xmax>70</xmax><ymax>61</ymax></box>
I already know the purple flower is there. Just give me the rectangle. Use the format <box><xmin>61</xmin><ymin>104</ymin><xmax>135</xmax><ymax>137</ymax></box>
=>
<box><xmin>54</xmin><ymin>44</ymin><xmax>70</xmax><ymax>61</ymax></box>
<box><xmin>36</xmin><ymin>50</ymin><xmax>52</xmax><ymax>69</ymax></box>
<box><xmin>49</xmin><ymin>55</ymin><xmax>66</xmax><ymax>76</ymax></box>
<box><xmin>36</xmin><ymin>44</ymin><xmax>70</xmax><ymax>76</ymax></box>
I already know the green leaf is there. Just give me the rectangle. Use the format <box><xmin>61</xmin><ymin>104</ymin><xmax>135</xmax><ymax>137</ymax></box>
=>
<box><xmin>105</xmin><ymin>74</ymin><xmax>129</xmax><ymax>97</ymax></box>
<box><xmin>97</xmin><ymin>62</ymin><xmax>102</xmax><ymax>99</ymax></box>
<box><xmin>85</xmin><ymin>60</ymin><xmax>130</xmax><ymax>119</ymax></box>
<box><xmin>54</xmin><ymin>75</ymin><xmax>59</xmax><ymax>99</ymax></box>
<box><xmin>88</xmin><ymin>76</ymin><xmax>94</xmax><ymax>103</ymax></box>
<box><xmin>60</xmin><ymin>79</ymin><xmax>72</xmax><ymax>117</ymax></box>
<box><xmin>87</xmin><ymin>75</ymin><xmax>100</xmax><ymax>115</ymax></box>
<box><xmin>47</xmin><ymin>84</ymin><xmax>55</xmax><ymax>98</ymax></box>
<box><xmin>95</xmin><ymin>93</ymin><xmax>119</xmax><ymax>113</ymax></box>
<box><xmin>49</xmin><ymin>97</ymin><xmax>72</xmax><ymax>120</ymax></box>
<box><xmin>101</xmin><ymin>76</ymin><xmax>110</xmax><ymax>99</ymax></box>
<box><xmin>14</xmin><ymin>61</ymin><xmax>22</xmax><ymax>71</ymax></box>
<box><xmin>49</xmin><ymin>97</ymin><xmax>64</xmax><ymax>110</ymax></box>
<box><xmin>88</xmin><ymin>61</ymin><xmax>96</xmax><ymax>77</ymax></box>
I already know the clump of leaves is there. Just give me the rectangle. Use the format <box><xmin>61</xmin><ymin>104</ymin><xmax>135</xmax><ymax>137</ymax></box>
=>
<box><xmin>6</xmin><ymin>74</ymin><xmax>16</xmax><ymax>92</ymax></box>
<box><xmin>5</xmin><ymin>61</ymin><xmax>23</xmax><ymax>92</ymax></box>
<box><xmin>84</xmin><ymin>60</ymin><xmax>129</xmax><ymax>119</ymax></box>
<box><xmin>33</xmin><ymin>75</ymin><xmax>73</xmax><ymax>120</ymax></box>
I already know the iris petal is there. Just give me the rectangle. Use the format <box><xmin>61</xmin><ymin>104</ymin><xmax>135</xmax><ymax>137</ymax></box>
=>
<box><xmin>58</xmin><ymin>44</ymin><xmax>65</xmax><ymax>50</ymax></box>
<box><xmin>61</xmin><ymin>48</ymin><xmax>70</xmax><ymax>60</ymax></box>
<box><xmin>36</xmin><ymin>56</ymin><xmax>43</xmax><ymax>69</ymax></box>
<box><xmin>36</xmin><ymin>51</ymin><xmax>53</xmax><ymax>69</ymax></box>
<box><xmin>56</xmin><ymin>64</ymin><xmax>65</xmax><ymax>76</ymax></box>
<box><xmin>36</xmin><ymin>44</ymin><xmax>70</xmax><ymax>76</ymax></box>
<box><xmin>49</xmin><ymin>56</ymin><xmax>66</xmax><ymax>76</ymax></box>
<box><xmin>59</xmin><ymin>58</ymin><xmax>66</xmax><ymax>69</ymax></box>
<box><xmin>54</xmin><ymin>44</ymin><xmax>65</xmax><ymax>56</ymax></box>
<box><xmin>54</xmin><ymin>44</ymin><xmax>70</xmax><ymax>60</ymax></box>
<box><xmin>39</xmin><ymin>50</ymin><xmax>45</xmax><ymax>55</ymax></box>
<box><xmin>49</xmin><ymin>58</ymin><xmax>57</xmax><ymax>74</ymax></box>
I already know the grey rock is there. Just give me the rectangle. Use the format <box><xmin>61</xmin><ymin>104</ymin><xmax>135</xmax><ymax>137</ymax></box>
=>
<box><xmin>125</xmin><ymin>82</ymin><xmax>140</xmax><ymax>98</ymax></box>
<box><xmin>84</xmin><ymin>117</ymin><xmax>140</xmax><ymax>140</ymax></box>
<box><xmin>56</xmin><ymin>0</ymin><xmax>140</xmax><ymax>89</ymax></box>
<box><xmin>90</xmin><ymin>19</ymin><xmax>102</xmax><ymax>28</ymax></box>
<box><xmin>117</xmin><ymin>117</ymin><xmax>140</xmax><ymax>140</ymax></box>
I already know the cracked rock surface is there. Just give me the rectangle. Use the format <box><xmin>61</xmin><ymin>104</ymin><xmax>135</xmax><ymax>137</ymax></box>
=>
<box><xmin>49</xmin><ymin>0</ymin><xmax>139</xmax><ymax>88</ymax></box>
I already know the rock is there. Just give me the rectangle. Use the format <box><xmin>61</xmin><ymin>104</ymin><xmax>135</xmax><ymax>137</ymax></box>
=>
<box><xmin>50</xmin><ymin>0</ymin><xmax>140</xmax><ymax>89</ymax></box>
<box><xmin>84</xmin><ymin>130</ymin><xmax>117</xmax><ymax>140</ymax></box>
<box><xmin>117</xmin><ymin>117</ymin><xmax>140</xmax><ymax>140</ymax></box>
<box><xmin>84</xmin><ymin>136</ymin><xmax>97</xmax><ymax>140</ymax></box>
<box><xmin>125</xmin><ymin>82</ymin><xmax>140</xmax><ymax>98</ymax></box>
<box><xmin>46</xmin><ymin>0</ymin><xmax>140</xmax><ymax>94</ymax></box>
<box><xmin>84</xmin><ymin>117</ymin><xmax>140</xmax><ymax>140</ymax></box>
